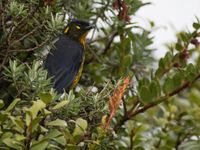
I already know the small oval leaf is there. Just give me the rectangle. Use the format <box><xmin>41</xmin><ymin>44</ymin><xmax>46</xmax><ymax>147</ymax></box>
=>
<box><xmin>47</xmin><ymin>119</ymin><xmax>67</xmax><ymax>127</ymax></box>
<box><xmin>73</xmin><ymin>118</ymin><xmax>88</xmax><ymax>136</ymax></box>
<box><xmin>52</xmin><ymin>100</ymin><xmax>69</xmax><ymax>110</ymax></box>
<box><xmin>139</xmin><ymin>86</ymin><xmax>152</xmax><ymax>104</ymax></box>
<box><xmin>39</xmin><ymin>92</ymin><xmax>52</xmax><ymax>104</ymax></box>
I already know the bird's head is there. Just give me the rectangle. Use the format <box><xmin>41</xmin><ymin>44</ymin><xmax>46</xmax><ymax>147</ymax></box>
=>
<box><xmin>64</xmin><ymin>19</ymin><xmax>94</xmax><ymax>44</ymax></box>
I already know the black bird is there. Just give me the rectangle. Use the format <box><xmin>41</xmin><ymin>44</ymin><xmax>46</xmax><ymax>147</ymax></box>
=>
<box><xmin>44</xmin><ymin>20</ymin><xmax>93</xmax><ymax>93</ymax></box>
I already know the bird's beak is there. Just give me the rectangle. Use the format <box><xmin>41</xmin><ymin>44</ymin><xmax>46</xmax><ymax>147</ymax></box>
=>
<box><xmin>85</xmin><ymin>24</ymin><xmax>95</xmax><ymax>30</ymax></box>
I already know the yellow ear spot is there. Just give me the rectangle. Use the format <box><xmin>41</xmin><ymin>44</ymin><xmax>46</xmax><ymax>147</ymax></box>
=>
<box><xmin>64</xmin><ymin>27</ymin><xmax>69</xmax><ymax>33</ymax></box>
<box><xmin>76</xmin><ymin>25</ymin><xmax>80</xmax><ymax>29</ymax></box>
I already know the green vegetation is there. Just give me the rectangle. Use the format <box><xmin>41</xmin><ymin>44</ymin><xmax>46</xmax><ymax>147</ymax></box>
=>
<box><xmin>0</xmin><ymin>0</ymin><xmax>200</xmax><ymax>149</ymax></box>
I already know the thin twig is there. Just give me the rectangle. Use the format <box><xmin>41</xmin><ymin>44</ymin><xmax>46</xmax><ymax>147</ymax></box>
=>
<box><xmin>9</xmin><ymin>38</ymin><xmax>49</xmax><ymax>52</ymax></box>
<box><xmin>102</xmin><ymin>31</ymin><xmax>118</xmax><ymax>55</ymax></box>
<box><xmin>87</xmin><ymin>36</ymin><xmax>107</xmax><ymax>44</ymax></box>
<box><xmin>0</xmin><ymin>47</ymin><xmax>9</xmax><ymax>72</ymax></box>
<box><xmin>6</xmin><ymin>6</ymin><xmax>39</xmax><ymax>47</ymax></box>
<box><xmin>129</xmin><ymin>128</ymin><xmax>135</xmax><ymax>150</ymax></box>
<box><xmin>1</xmin><ymin>13</ymin><xmax>7</xmax><ymax>35</ymax></box>
<box><xmin>16</xmin><ymin>7</ymin><xmax>38</xmax><ymax>30</ymax></box>
<box><xmin>87</xmin><ymin>45</ymin><xmax>101</xmax><ymax>63</ymax></box>
<box><xmin>10</xmin><ymin>23</ymin><xmax>44</xmax><ymax>47</ymax></box>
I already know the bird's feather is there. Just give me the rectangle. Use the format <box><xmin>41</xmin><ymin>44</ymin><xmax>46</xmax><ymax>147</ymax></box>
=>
<box><xmin>44</xmin><ymin>35</ymin><xmax>84</xmax><ymax>93</ymax></box>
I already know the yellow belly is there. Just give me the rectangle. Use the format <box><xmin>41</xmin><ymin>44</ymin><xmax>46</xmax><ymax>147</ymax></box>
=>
<box><xmin>71</xmin><ymin>57</ymin><xmax>85</xmax><ymax>88</ymax></box>
<box><xmin>71</xmin><ymin>34</ymin><xmax>86</xmax><ymax>89</ymax></box>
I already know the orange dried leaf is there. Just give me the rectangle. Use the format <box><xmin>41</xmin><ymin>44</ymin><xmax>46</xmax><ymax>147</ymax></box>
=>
<box><xmin>104</xmin><ymin>76</ymin><xmax>131</xmax><ymax>129</ymax></box>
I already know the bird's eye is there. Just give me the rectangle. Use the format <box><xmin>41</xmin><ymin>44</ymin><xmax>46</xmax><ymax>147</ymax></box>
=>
<box><xmin>76</xmin><ymin>25</ymin><xmax>81</xmax><ymax>29</ymax></box>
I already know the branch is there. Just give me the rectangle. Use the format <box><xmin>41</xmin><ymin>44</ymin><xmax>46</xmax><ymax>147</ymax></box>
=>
<box><xmin>9</xmin><ymin>37</ymin><xmax>49</xmax><ymax>52</ymax></box>
<box><xmin>175</xmin><ymin>132</ymin><xmax>182</xmax><ymax>150</ymax></box>
<box><xmin>130</xmin><ymin>80</ymin><xmax>195</xmax><ymax>119</ymax></box>
<box><xmin>86</xmin><ymin>45</ymin><xmax>102</xmax><ymax>63</ymax></box>
<box><xmin>9</xmin><ymin>23</ymin><xmax>44</xmax><ymax>47</ymax></box>
<box><xmin>7</xmin><ymin>6</ymin><xmax>39</xmax><ymax>43</ymax></box>
<box><xmin>114</xmin><ymin>72</ymin><xmax>200</xmax><ymax>130</ymax></box>
<box><xmin>86</xmin><ymin>30</ymin><xmax>118</xmax><ymax>63</ymax></box>
<box><xmin>0</xmin><ymin>48</ymin><xmax>9</xmax><ymax>72</ymax></box>
<box><xmin>129</xmin><ymin>128</ymin><xmax>135</xmax><ymax>150</ymax></box>
<box><xmin>102</xmin><ymin>31</ymin><xmax>118</xmax><ymax>55</ymax></box>
<box><xmin>87</xmin><ymin>36</ymin><xmax>107</xmax><ymax>44</ymax></box>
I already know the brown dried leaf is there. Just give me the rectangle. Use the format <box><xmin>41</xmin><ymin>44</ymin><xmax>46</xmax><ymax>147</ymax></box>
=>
<box><xmin>104</xmin><ymin>76</ymin><xmax>131</xmax><ymax>129</ymax></box>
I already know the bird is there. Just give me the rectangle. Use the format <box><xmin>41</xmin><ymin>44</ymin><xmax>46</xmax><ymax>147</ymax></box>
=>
<box><xmin>44</xmin><ymin>19</ymin><xmax>94</xmax><ymax>93</ymax></box>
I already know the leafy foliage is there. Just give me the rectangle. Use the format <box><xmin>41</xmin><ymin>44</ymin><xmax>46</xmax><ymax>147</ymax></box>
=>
<box><xmin>0</xmin><ymin>0</ymin><xmax>200</xmax><ymax>149</ymax></box>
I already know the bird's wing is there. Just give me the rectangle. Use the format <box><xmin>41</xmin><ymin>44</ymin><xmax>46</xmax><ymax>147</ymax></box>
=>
<box><xmin>44</xmin><ymin>35</ymin><xmax>83</xmax><ymax>93</ymax></box>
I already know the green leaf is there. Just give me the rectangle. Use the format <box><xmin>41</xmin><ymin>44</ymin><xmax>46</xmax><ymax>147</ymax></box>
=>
<box><xmin>139</xmin><ymin>86</ymin><xmax>152</xmax><ymax>104</ymax></box>
<box><xmin>73</xmin><ymin>118</ymin><xmax>88</xmax><ymax>136</ymax></box>
<box><xmin>187</xmin><ymin>63</ymin><xmax>196</xmax><ymax>73</ymax></box>
<box><xmin>39</xmin><ymin>92</ymin><xmax>52</xmax><ymax>104</ymax></box>
<box><xmin>0</xmin><ymin>99</ymin><xmax>5</xmax><ymax>109</ymax></box>
<box><xmin>43</xmin><ymin>109</ymin><xmax>52</xmax><ymax>115</ymax></box>
<box><xmin>123</xmin><ymin>54</ymin><xmax>133</xmax><ymax>67</ymax></box>
<box><xmin>159</xmin><ymin>145</ymin><xmax>173</xmax><ymax>150</ymax></box>
<box><xmin>15</xmin><ymin>134</ymin><xmax>26</xmax><ymax>141</ymax></box>
<box><xmin>186</xmin><ymin>63</ymin><xmax>197</xmax><ymax>81</ymax></box>
<box><xmin>164</xmin><ymin>52</ymin><xmax>173</xmax><ymax>66</ymax></box>
<box><xmin>163</xmin><ymin>77</ymin><xmax>174</xmax><ymax>94</ymax></box>
<box><xmin>138</xmin><ymin>78</ymin><xmax>150</xmax><ymax>89</ymax></box>
<box><xmin>155</xmin><ymin>68</ymin><xmax>163</xmax><ymax>78</ymax></box>
<box><xmin>67</xmin><ymin>90</ymin><xmax>75</xmax><ymax>100</ymax></box>
<box><xmin>179</xmin><ymin>32</ymin><xmax>188</xmax><ymax>42</ymax></box>
<box><xmin>47</xmin><ymin>119</ymin><xmax>67</xmax><ymax>127</ymax></box>
<box><xmin>159</xmin><ymin>58</ymin><xmax>165</xmax><ymax>68</ymax></box>
<box><xmin>63</xmin><ymin>128</ymin><xmax>73</xmax><ymax>141</ymax></box>
<box><xmin>189</xmin><ymin>89</ymin><xmax>200</xmax><ymax>106</ymax></box>
<box><xmin>5</xmin><ymin>98</ymin><xmax>20</xmax><ymax>112</ymax></box>
<box><xmin>175</xmin><ymin>43</ymin><xmax>183</xmax><ymax>51</ymax></box>
<box><xmin>149</xmin><ymin>80</ymin><xmax>161</xmax><ymax>98</ymax></box>
<box><xmin>30</xmin><ymin>140</ymin><xmax>49</xmax><ymax>150</ymax></box>
<box><xmin>2</xmin><ymin>138</ymin><xmax>23</xmax><ymax>149</ymax></box>
<box><xmin>47</xmin><ymin>144</ymin><xmax>61</xmax><ymax>150</ymax></box>
<box><xmin>29</xmin><ymin>100</ymin><xmax>46</xmax><ymax>119</ymax></box>
<box><xmin>45</xmin><ymin>129</ymin><xmax>62</xmax><ymax>139</ymax></box>
<box><xmin>193</xmin><ymin>22</ymin><xmax>200</xmax><ymax>30</ymax></box>
<box><xmin>9</xmin><ymin>116</ymin><xmax>24</xmax><ymax>131</ymax></box>
<box><xmin>135</xmin><ymin>147</ymin><xmax>145</xmax><ymax>150</ymax></box>
<box><xmin>32</xmin><ymin>117</ymin><xmax>43</xmax><ymax>131</ymax></box>
<box><xmin>66</xmin><ymin>144</ymin><xmax>80</xmax><ymax>150</ymax></box>
<box><xmin>54</xmin><ymin>136</ymin><xmax>66</xmax><ymax>146</ymax></box>
<box><xmin>52</xmin><ymin>100</ymin><xmax>69</xmax><ymax>110</ymax></box>
<box><xmin>26</xmin><ymin>100</ymin><xmax>46</xmax><ymax>126</ymax></box>
<box><xmin>173</xmin><ymin>71</ymin><xmax>183</xmax><ymax>88</ymax></box>
<box><xmin>179</xmin><ymin>140</ymin><xmax>200</xmax><ymax>150</ymax></box>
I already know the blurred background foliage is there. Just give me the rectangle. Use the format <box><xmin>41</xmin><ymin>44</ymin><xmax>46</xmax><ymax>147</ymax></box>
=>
<box><xmin>0</xmin><ymin>0</ymin><xmax>200</xmax><ymax>149</ymax></box>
